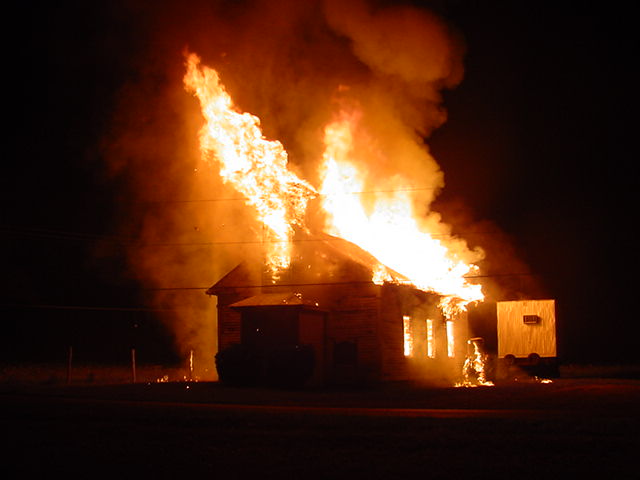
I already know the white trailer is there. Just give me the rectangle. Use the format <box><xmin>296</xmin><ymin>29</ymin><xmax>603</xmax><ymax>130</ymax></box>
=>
<box><xmin>497</xmin><ymin>299</ymin><xmax>557</xmax><ymax>370</ymax></box>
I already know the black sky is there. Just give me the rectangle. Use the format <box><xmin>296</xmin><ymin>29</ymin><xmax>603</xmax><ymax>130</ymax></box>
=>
<box><xmin>2</xmin><ymin>1</ymin><xmax>637</xmax><ymax>364</ymax></box>
<box><xmin>427</xmin><ymin>2</ymin><xmax>637</xmax><ymax>362</ymax></box>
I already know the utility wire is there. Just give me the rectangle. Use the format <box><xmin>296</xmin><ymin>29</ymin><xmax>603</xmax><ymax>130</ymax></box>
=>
<box><xmin>142</xmin><ymin>272</ymin><xmax>541</xmax><ymax>291</ymax></box>
<box><xmin>142</xmin><ymin>186</ymin><xmax>441</xmax><ymax>204</ymax></box>
<box><xmin>1</xmin><ymin>224</ymin><xmax>499</xmax><ymax>246</ymax></box>
<box><xmin>0</xmin><ymin>225</ymin><xmax>138</xmax><ymax>244</ymax></box>
<box><xmin>2</xmin><ymin>273</ymin><xmax>540</xmax><ymax>299</ymax></box>
<box><xmin>0</xmin><ymin>303</ymin><xmax>181</xmax><ymax>312</ymax></box>
<box><xmin>0</xmin><ymin>272</ymin><xmax>540</xmax><ymax>312</ymax></box>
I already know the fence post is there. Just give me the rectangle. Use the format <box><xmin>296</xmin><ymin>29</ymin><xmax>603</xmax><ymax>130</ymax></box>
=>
<box><xmin>131</xmin><ymin>348</ymin><xmax>137</xmax><ymax>383</ymax></box>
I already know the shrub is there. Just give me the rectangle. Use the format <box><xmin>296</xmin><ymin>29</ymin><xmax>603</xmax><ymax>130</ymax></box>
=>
<box><xmin>215</xmin><ymin>344</ymin><xmax>261</xmax><ymax>387</ymax></box>
<box><xmin>265</xmin><ymin>344</ymin><xmax>315</xmax><ymax>388</ymax></box>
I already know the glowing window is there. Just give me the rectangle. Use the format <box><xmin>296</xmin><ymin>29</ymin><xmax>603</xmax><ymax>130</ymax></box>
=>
<box><xmin>426</xmin><ymin>319</ymin><xmax>435</xmax><ymax>358</ymax></box>
<box><xmin>403</xmin><ymin>315</ymin><xmax>413</xmax><ymax>357</ymax></box>
<box><xmin>446</xmin><ymin>320</ymin><xmax>455</xmax><ymax>358</ymax></box>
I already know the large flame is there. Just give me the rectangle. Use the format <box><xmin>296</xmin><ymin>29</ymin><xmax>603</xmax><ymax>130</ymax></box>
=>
<box><xmin>319</xmin><ymin>111</ymin><xmax>483</xmax><ymax>312</ymax></box>
<box><xmin>184</xmin><ymin>53</ymin><xmax>482</xmax><ymax>312</ymax></box>
<box><xmin>183</xmin><ymin>53</ymin><xmax>316</xmax><ymax>276</ymax></box>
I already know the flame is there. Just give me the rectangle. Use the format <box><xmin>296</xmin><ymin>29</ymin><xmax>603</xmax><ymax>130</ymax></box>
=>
<box><xmin>184</xmin><ymin>53</ymin><xmax>483</xmax><ymax>312</ymax></box>
<box><xmin>319</xmin><ymin>111</ymin><xmax>483</xmax><ymax>313</ymax></box>
<box><xmin>183</xmin><ymin>53</ymin><xmax>316</xmax><ymax>276</ymax></box>
<box><xmin>457</xmin><ymin>338</ymin><xmax>494</xmax><ymax>387</ymax></box>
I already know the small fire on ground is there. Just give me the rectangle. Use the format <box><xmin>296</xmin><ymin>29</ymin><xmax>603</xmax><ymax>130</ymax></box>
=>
<box><xmin>456</xmin><ymin>338</ymin><xmax>494</xmax><ymax>387</ymax></box>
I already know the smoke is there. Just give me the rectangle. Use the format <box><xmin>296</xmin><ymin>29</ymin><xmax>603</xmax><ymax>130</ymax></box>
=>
<box><xmin>100</xmin><ymin>0</ymin><xmax>527</xmax><ymax>372</ymax></box>
<box><xmin>319</xmin><ymin>0</ymin><xmax>479</xmax><ymax>270</ymax></box>
<box><xmin>323</xmin><ymin>0</ymin><xmax>464</xmax><ymax>89</ymax></box>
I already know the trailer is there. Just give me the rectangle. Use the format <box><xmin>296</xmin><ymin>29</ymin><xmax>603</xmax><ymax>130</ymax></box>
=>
<box><xmin>497</xmin><ymin>299</ymin><xmax>557</xmax><ymax>376</ymax></box>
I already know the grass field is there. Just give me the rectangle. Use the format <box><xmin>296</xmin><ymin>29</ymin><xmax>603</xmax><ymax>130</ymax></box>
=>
<box><xmin>3</xmin><ymin>374</ymin><xmax>638</xmax><ymax>479</ymax></box>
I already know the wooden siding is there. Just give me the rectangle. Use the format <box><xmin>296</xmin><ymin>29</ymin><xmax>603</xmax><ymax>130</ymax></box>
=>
<box><xmin>216</xmin><ymin>293</ymin><xmax>244</xmax><ymax>351</ymax></box>
<box><xmin>327</xmin><ymin>293</ymin><xmax>380</xmax><ymax>383</ymax></box>
<box><xmin>209</xmin><ymin>255</ymin><xmax>462</xmax><ymax>385</ymax></box>
<box><xmin>379</xmin><ymin>285</ymin><xmax>407</xmax><ymax>381</ymax></box>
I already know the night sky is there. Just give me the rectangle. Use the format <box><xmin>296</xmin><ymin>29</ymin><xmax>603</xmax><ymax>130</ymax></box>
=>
<box><xmin>2</xmin><ymin>1</ymin><xmax>637</xmax><ymax>365</ymax></box>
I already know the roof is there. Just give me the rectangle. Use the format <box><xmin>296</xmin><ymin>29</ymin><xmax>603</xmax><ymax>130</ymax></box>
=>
<box><xmin>311</xmin><ymin>234</ymin><xmax>409</xmax><ymax>283</ymax></box>
<box><xmin>229</xmin><ymin>292</ymin><xmax>320</xmax><ymax>308</ymax></box>
<box><xmin>206</xmin><ymin>232</ymin><xmax>411</xmax><ymax>295</ymax></box>
<box><xmin>206</xmin><ymin>262</ymin><xmax>253</xmax><ymax>295</ymax></box>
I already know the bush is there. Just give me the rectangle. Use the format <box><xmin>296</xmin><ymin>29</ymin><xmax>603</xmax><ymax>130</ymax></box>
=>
<box><xmin>216</xmin><ymin>343</ymin><xmax>316</xmax><ymax>388</ymax></box>
<box><xmin>215</xmin><ymin>344</ymin><xmax>261</xmax><ymax>387</ymax></box>
<box><xmin>265</xmin><ymin>344</ymin><xmax>315</xmax><ymax>388</ymax></box>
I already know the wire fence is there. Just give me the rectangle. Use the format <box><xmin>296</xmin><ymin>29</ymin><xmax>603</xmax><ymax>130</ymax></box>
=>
<box><xmin>0</xmin><ymin>362</ymin><xmax>200</xmax><ymax>386</ymax></box>
<box><xmin>0</xmin><ymin>304</ymin><xmax>214</xmax><ymax>385</ymax></box>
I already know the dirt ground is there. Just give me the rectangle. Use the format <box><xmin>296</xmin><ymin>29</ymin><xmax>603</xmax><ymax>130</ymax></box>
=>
<box><xmin>2</xmin><ymin>374</ymin><xmax>638</xmax><ymax>479</ymax></box>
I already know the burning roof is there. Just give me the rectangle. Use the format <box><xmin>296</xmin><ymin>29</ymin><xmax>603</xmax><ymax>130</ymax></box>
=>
<box><xmin>207</xmin><ymin>231</ymin><xmax>409</xmax><ymax>294</ymax></box>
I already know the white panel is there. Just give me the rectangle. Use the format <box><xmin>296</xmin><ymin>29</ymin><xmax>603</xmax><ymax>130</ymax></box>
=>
<box><xmin>497</xmin><ymin>299</ymin><xmax>556</xmax><ymax>358</ymax></box>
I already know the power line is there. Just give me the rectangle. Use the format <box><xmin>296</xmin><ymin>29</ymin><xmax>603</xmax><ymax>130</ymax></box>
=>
<box><xmin>142</xmin><ymin>185</ymin><xmax>441</xmax><ymax>204</ymax></box>
<box><xmin>466</xmin><ymin>272</ymin><xmax>542</xmax><ymax>279</ymax></box>
<box><xmin>0</xmin><ymin>303</ymin><xmax>181</xmax><ymax>312</ymax></box>
<box><xmin>0</xmin><ymin>272</ymin><xmax>541</xmax><ymax>314</ymax></box>
<box><xmin>1</xmin><ymin>224</ymin><xmax>501</xmax><ymax>247</ymax></box>
<box><xmin>0</xmin><ymin>225</ymin><xmax>137</xmax><ymax>244</ymax></box>
<box><xmin>145</xmin><ymin>273</ymin><xmax>540</xmax><ymax>291</ymax></box>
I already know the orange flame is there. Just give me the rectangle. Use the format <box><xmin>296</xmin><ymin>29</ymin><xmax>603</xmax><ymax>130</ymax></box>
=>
<box><xmin>184</xmin><ymin>53</ymin><xmax>483</xmax><ymax>313</ymax></box>
<box><xmin>457</xmin><ymin>338</ymin><xmax>494</xmax><ymax>387</ymax></box>
<box><xmin>183</xmin><ymin>53</ymin><xmax>316</xmax><ymax>276</ymax></box>
<box><xmin>319</xmin><ymin>111</ymin><xmax>483</xmax><ymax>313</ymax></box>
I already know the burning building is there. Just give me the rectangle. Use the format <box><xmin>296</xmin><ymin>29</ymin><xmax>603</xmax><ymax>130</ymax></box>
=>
<box><xmin>182</xmin><ymin>49</ymin><xmax>485</xmax><ymax>386</ymax></box>
<box><xmin>207</xmin><ymin>233</ymin><xmax>471</xmax><ymax>386</ymax></box>
<box><xmin>97</xmin><ymin>1</ymin><xmax>561</xmax><ymax>385</ymax></box>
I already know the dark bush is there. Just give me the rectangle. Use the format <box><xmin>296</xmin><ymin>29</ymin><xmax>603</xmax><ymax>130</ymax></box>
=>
<box><xmin>215</xmin><ymin>344</ymin><xmax>261</xmax><ymax>387</ymax></box>
<box><xmin>265</xmin><ymin>344</ymin><xmax>315</xmax><ymax>388</ymax></box>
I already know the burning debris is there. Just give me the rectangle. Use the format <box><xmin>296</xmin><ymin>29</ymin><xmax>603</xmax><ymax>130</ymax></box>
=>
<box><xmin>457</xmin><ymin>337</ymin><xmax>494</xmax><ymax>387</ymax></box>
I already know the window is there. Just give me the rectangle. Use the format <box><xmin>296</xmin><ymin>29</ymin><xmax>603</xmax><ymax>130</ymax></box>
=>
<box><xmin>403</xmin><ymin>315</ymin><xmax>413</xmax><ymax>357</ymax></box>
<box><xmin>446</xmin><ymin>320</ymin><xmax>455</xmax><ymax>358</ymax></box>
<box><xmin>426</xmin><ymin>319</ymin><xmax>435</xmax><ymax>358</ymax></box>
<box><xmin>523</xmin><ymin>315</ymin><xmax>540</xmax><ymax>324</ymax></box>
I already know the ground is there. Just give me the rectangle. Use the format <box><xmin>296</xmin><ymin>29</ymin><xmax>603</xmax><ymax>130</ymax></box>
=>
<box><xmin>2</xmin><ymin>366</ymin><xmax>638</xmax><ymax>478</ymax></box>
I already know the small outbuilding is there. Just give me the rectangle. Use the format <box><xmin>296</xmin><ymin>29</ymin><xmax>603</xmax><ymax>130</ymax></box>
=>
<box><xmin>497</xmin><ymin>299</ymin><xmax>557</xmax><ymax>372</ymax></box>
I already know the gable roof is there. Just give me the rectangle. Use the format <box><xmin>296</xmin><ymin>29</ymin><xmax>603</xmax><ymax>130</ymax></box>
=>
<box><xmin>206</xmin><ymin>232</ymin><xmax>410</xmax><ymax>295</ymax></box>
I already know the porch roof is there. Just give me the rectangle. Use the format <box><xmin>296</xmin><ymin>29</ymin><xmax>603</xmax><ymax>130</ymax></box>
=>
<box><xmin>229</xmin><ymin>292</ymin><xmax>320</xmax><ymax>309</ymax></box>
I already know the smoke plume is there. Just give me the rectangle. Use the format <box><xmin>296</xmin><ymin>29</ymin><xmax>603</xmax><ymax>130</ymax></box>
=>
<box><xmin>101</xmin><ymin>0</ymin><xmax>506</xmax><ymax>374</ymax></box>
